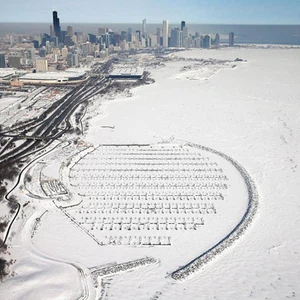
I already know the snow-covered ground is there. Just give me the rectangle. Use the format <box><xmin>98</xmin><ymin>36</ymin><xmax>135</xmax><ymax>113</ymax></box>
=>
<box><xmin>1</xmin><ymin>47</ymin><xmax>300</xmax><ymax>299</ymax></box>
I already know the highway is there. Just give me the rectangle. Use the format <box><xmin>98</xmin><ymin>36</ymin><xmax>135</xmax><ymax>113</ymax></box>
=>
<box><xmin>0</xmin><ymin>63</ymin><xmax>112</xmax><ymax>165</ymax></box>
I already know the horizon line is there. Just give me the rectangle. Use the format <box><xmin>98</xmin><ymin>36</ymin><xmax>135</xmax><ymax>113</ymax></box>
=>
<box><xmin>1</xmin><ymin>21</ymin><xmax>300</xmax><ymax>26</ymax></box>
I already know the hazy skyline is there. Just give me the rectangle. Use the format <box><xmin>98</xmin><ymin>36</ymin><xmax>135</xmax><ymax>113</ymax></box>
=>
<box><xmin>0</xmin><ymin>0</ymin><xmax>299</xmax><ymax>24</ymax></box>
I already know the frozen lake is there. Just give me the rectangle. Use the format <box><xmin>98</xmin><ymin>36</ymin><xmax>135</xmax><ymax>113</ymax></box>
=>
<box><xmin>2</xmin><ymin>47</ymin><xmax>300</xmax><ymax>300</ymax></box>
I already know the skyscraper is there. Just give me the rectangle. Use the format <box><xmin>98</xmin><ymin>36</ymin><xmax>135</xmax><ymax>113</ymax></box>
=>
<box><xmin>53</xmin><ymin>10</ymin><xmax>61</xmax><ymax>42</ymax></box>
<box><xmin>98</xmin><ymin>27</ymin><xmax>106</xmax><ymax>35</ymax></box>
<box><xmin>181</xmin><ymin>21</ymin><xmax>186</xmax><ymax>31</ymax></box>
<box><xmin>128</xmin><ymin>28</ymin><xmax>133</xmax><ymax>42</ymax></box>
<box><xmin>170</xmin><ymin>28</ymin><xmax>182</xmax><ymax>48</ymax></box>
<box><xmin>136</xmin><ymin>30</ymin><xmax>141</xmax><ymax>41</ymax></box>
<box><xmin>67</xmin><ymin>26</ymin><xmax>74</xmax><ymax>38</ymax></box>
<box><xmin>215</xmin><ymin>33</ymin><xmax>220</xmax><ymax>47</ymax></box>
<box><xmin>156</xmin><ymin>28</ymin><xmax>161</xmax><ymax>45</ymax></box>
<box><xmin>50</xmin><ymin>25</ymin><xmax>54</xmax><ymax>36</ymax></box>
<box><xmin>142</xmin><ymin>19</ymin><xmax>147</xmax><ymax>37</ymax></box>
<box><xmin>0</xmin><ymin>54</ymin><xmax>6</xmax><ymax>68</ymax></box>
<box><xmin>229</xmin><ymin>32</ymin><xmax>234</xmax><ymax>46</ymax></box>
<box><xmin>163</xmin><ymin>20</ymin><xmax>169</xmax><ymax>48</ymax></box>
<box><xmin>203</xmin><ymin>35</ymin><xmax>212</xmax><ymax>49</ymax></box>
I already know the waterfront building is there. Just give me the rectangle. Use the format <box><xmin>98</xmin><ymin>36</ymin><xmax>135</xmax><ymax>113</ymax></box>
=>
<box><xmin>170</xmin><ymin>28</ymin><xmax>182</xmax><ymax>47</ymax></box>
<box><xmin>184</xmin><ymin>36</ymin><xmax>192</xmax><ymax>48</ymax></box>
<box><xmin>163</xmin><ymin>20</ymin><xmax>169</xmax><ymax>47</ymax></box>
<box><xmin>229</xmin><ymin>32</ymin><xmax>234</xmax><ymax>46</ymax></box>
<box><xmin>182</xmin><ymin>26</ymin><xmax>188</xmax><ymax>46</ymax></box>
<box><xmin>195</xmin><ymin>37</ymin><xmax>201</xmax><ymax>48</ymax></box>
<box><xmin>215</xmin><ymin>33</ymin><xmax>220</xmax><ymax>47</ymax></box>
<box><xmin>181</xmin><ymin>21</ymin><xmax>186</xmax><ymax>31</ymax></box>
<box><xmin>203</xmin><ymin>34</ymin><xmax>212</xmax><ymax>48</ymax></box>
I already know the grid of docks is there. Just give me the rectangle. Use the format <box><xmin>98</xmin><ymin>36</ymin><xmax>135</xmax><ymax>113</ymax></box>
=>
<box><xmin>65</xmin><ymin>144</ymin><xmax>229</xmax><ymax>246</ymax></box>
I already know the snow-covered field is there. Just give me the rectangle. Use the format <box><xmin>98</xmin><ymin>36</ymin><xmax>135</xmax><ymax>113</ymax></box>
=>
<box><xmin>1</xmin><ymin>47</ymin><xmax>300</xmax><ymax>299</ymax></box>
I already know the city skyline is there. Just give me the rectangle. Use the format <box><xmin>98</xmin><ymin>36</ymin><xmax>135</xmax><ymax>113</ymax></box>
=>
<box><xmin>0</xmin><ymin>0</ymin><xmax>300</xmax><ymax>24</ymax></box>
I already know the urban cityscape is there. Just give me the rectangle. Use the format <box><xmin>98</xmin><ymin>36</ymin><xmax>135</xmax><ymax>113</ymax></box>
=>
<box><xmin>0</xmin><ymin>2</ymin><xmax>299</xmax><ymax>300</ymax></box>
<box><xmin>0</xmin><ymin>10</ymin><xmax>235</xmax><ymax>82</ymax></box>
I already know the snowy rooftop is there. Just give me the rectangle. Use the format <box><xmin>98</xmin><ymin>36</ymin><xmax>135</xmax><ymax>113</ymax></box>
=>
<box><xmin>19</xmin><ymin>71</ymin><xmax>86</xmax><ymax>80</ymax></box>
<box><xmin>0</xmin><ymin>69</ymin><xmax>15</xmax><ymax>78</ymax></box>
<box><xmin>110</xmin><ymin>67</ymin><xmax>144</xmax><ymax>76</ymax></box>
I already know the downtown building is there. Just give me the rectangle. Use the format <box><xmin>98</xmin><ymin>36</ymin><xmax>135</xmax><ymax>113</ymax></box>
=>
<box><xmin>0</xmin><ymin>53</ymin><xmax>6</xmax><ymax>68</ymax></box>
<box><xmin>170</xmin><ymin>28</ymin><xmax>182</xmax><ymax>48</ymax></box>
<box><xmin>162</xmin><ymin>20</ymin><xmax>169</xmax><ymax>47</ymax></box>
<box><xmin>52</xmin><ymin>10</ymin><xmax>61</xmax><ymax>43</ymax></box>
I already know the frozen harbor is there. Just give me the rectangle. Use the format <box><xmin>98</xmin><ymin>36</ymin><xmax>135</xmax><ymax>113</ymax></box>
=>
<box><xmin>1</xmin><ymin>47</ymin><xmax>299</xmax><ymax>299</ymax></box>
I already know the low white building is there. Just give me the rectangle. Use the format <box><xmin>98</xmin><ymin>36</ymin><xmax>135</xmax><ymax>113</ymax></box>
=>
<box><xmin>19</xmin><ymin>71</ymin><xmax>87</xmax><ymax>85</ymax></box>
<box><xmin>0</xmin><ymin>69</ymin><xmax>15</xmax><ymax>82</ymax></box>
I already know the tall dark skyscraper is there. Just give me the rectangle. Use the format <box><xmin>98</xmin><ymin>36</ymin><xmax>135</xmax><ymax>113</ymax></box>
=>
<box><xmin>181</xmin><ymin>21</ymin><xmax>186</xmax><ymax>31</ymax></box>
<box><xmin>53</xmin><ymin>10</ymin><xmax>61</xmax><ymax>42</ymax></box>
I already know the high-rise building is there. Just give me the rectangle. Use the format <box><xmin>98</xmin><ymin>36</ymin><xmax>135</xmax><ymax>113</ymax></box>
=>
<box><xmin>67</xmin><ymin>26</ymin><xmax>73</xmax><ymax>38</ymax></box>
<box><xmin>128</xmin><ymin>28</ymin><xmax>133</xmax><ymax>42</ymax></box>
<box><xmin>50</xmin><ymin>25</ymin><xmax>54</xmax><ymax>36</ymax></box>
<box><xmin>156</xmin><ymin>28</ymin><xmax>161</xmax><ymax>45</ymax></box>
<box><xmin>120</xmin><ymin>31</ymin><xmax>127</xmax><ymax>41</ymax></box>
<box><xmin>142</xmin><ymin>19</ymin><xmax>147</xmax><ymax>37</ymax></box>
<box><xmin>195</xmin><ymin>37</ymin><xmax>201</xmax><ymax>48</ymax></box>
<box><xmin>184</xmin><ymin>36</ymin><xmax>192</xmax><ymax>48</ymax></box>
<box><xmin>170</xmin><ymin>28</ymin><xmax>182</xmax><ymax>47</ymax></box>
<box><xmin>67</xmin><ymin>53</ymin><xmax>79</xmax><ymax>67</ymax></box>
<box><xmin>183</xmin><ymin>26</ymin><xmax>188</xmax><ymax>38</ymax></box>
<box><xmin>181</xmin><ymin>21</ymin><xmax>186</xmax><ymax>31</ymax></box>
<box><xmin>136</xmin><ymin>30</ymin><xmax>141</xmax><ymax>41</ymax></box>
<box><xmin>61</xmin><ymin>30</ymin><xmax>67</xmax><ymax>44</ymax></box>
<box><xmin>52</xmin><ymin>10</ymin><xmax>61</xmax><ymax>42</ymax></box>
<box><xmin>163</xmin><ymin>20</ymin><xmax>169</xmax><ymax>47</ymax></box>
<box><xmin>33</xmin><ymin>40</ymin><xmax>40</xmax><ymax>48</ymax></box>
<box><xmin>203</xmin><ymin>35</ymin><xmax>212</xmax><ymax>49</ymax></box>
<box><xmin>61</xmin><ymin>47</ymin><xmax>68</xmax><ymax>59</ymax></box>
<box><xmin>214</xmin><ymin>33</ymin><xmax>220</xmax><ymax>47</ymax></box>
<box><xmin>88</xmin><ymin>34</ymin><xmax>97</xmax><ymax>44</ymax></box>
<box><xmin>0</xmin><ymin>54</ymin><xmax>6</xmax><ymax>68</ymax></box>
<box><xmin>98</xmin><ymin>27</ymin><xmax>106</xmax><ymax>36</ymax></box>
<box><xmin>229</xmin><ymin>32</ymin><xmax>234</xmax><ymax>46</ymax></box>
<box><xmin>64</xmin><ymin>36</ymin><xmax>73</xmax><ymax>46</ymax></box>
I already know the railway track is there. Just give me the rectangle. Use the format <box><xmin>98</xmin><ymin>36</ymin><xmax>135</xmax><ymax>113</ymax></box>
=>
<box><xmin>0</xmin><ymin>76</ymin><xmax>110</xmax><ymax>164</ymax></box>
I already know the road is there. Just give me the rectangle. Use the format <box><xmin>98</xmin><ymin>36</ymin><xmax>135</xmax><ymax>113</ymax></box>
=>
<box><xmin>0</xmin><ymin>64</ymin><xmax>112</xmax><ymax>165</ymax></box>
